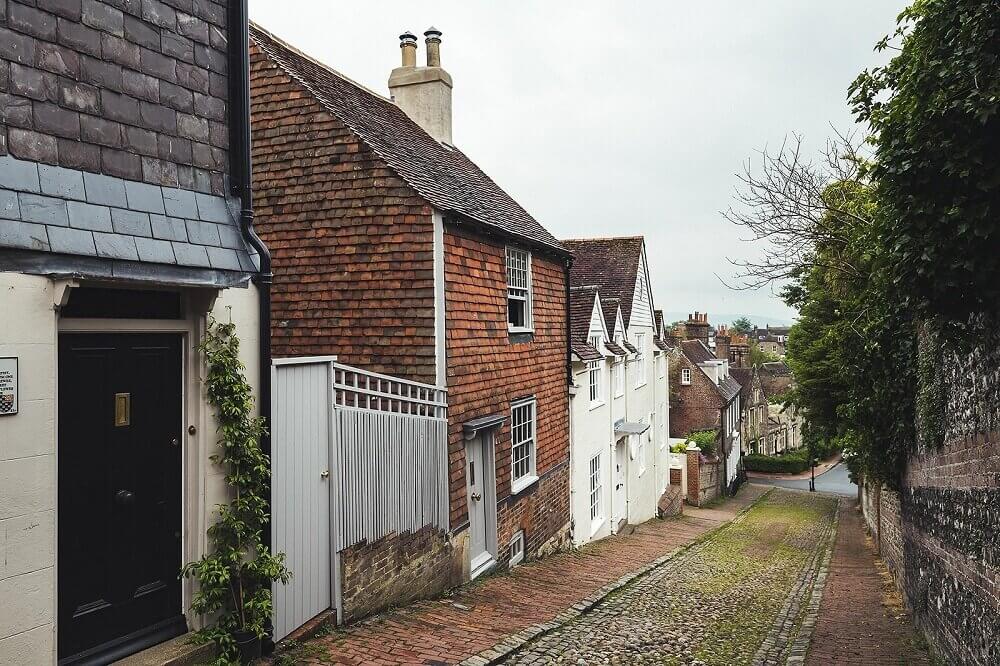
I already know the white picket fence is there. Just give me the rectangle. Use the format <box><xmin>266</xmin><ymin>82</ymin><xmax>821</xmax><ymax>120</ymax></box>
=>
<box><xmin>271</xmin><ymin>358</ymin><xmax>448</xmax><ymax>640</ymax></box>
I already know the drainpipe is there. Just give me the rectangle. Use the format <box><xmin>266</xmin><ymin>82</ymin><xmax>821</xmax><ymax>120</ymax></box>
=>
<box><xmin>228</xmin><ymin>0</ymin><xmax>272</xmax><ymax>453</ymax></box>
<box><xmin>228</xmin><ymin>0</ymin><xmax>276</xmax><ymax>651</ymax></box>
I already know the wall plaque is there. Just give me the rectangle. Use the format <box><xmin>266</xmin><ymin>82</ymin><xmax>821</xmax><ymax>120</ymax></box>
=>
<box><xmin>0</xmin><ymin>357</ymin><xmax>17</xmax><ymax>416</ymax></box>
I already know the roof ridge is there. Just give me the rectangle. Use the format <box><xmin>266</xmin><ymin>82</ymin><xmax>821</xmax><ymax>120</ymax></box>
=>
<box><xmin>563</xmin><ymin>236</ymin><xmax>645</xmax><ymax>243</ymax></box>
<box><xmin>249</xmin><ymin>21</ymin><xmax>390</xmax><ymax>102</ymax></box>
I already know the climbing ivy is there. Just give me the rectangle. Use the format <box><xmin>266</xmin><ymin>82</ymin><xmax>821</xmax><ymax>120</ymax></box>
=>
<box><xmin>182</xmin><ymin>318</ymin><xmax>290</xmax><ymax>664</ymax></box>
<box><xmin>850</xmin><ymin>0</ymin><xmax>1000</xmax><ymax>327</ymax></box>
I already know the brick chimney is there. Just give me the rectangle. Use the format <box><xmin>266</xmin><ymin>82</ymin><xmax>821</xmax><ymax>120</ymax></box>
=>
<box><xmin>388</xmin><ymin>27</ymin><xmax>453</xmax><ymax>144</ymax></box>
<box><xmin>685</xmin><ymin>311</ymin><xmax>711</xmax><ymax>347</ymax></box>
<box><xmin>715</xmin><ymin>325</ymin><xmax>731</xmax><ymax>362</ymax></box>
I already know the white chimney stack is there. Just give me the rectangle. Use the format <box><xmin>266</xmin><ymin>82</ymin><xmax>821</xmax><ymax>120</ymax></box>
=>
<box><xmin>388</xmin><ymin>27</ymin><xmax>453</xmax><ymax>144</ymax></box>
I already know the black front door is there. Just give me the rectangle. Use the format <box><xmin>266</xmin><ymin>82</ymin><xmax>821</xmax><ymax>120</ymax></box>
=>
<box><xmin>58</xmin><ymin>334</ymin><xmax>185</xmax><ymax>664</ymax></box>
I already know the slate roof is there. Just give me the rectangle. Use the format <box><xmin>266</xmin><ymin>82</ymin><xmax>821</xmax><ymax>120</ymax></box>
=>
<box><xmin>0</xmin><ymin>155</ymin><xmax>256</xmax><ymax>279</ymax></box>
<box><xmin>761</xmin><ymin>361</ymin><xmax>792</xmax><ymax>376</ymax></box>
<box><xmin>654</xmin><ymin>338</ymin><xmax>672</xmax><ymax>352</ymax></box>
<box><xmin>729</xmin><ymin>367</ymin><xmax>753</xmax><ymax>402</ymax></box>
<box><xmin>563</xmin><ymin>237</ymin><xmax>645</xmax><ymax>328</ymax></box>
<box><xmin>719</xmin><ymin>374</ymin><xmax>742</xmax><ymax>403</ymax></box>
<box><xmin>622</xmin><ymin>340</ymin><xmax>639</xmax><ymax>354</ymax></box>
<box><xmin>249</xmin><ymin>23</ymin><xmax>567</xmax><ymax>256</ymax></box>
<box><xmin>681</xmin><ymin>340</ymin><xmax>716</xmax><ymax>365</ymax></box>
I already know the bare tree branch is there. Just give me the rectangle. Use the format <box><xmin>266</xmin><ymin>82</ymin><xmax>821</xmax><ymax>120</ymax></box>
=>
<box><xmin>722</xmin><ymin>131</ymin><xmax>873</xmax><ymax>292</ymax></box>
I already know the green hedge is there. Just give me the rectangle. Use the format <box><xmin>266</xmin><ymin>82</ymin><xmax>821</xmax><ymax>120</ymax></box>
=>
<box><xmin>743</xmin><ymin>448</ymin><xmax>810</xmax><ymax>474</ymax></box>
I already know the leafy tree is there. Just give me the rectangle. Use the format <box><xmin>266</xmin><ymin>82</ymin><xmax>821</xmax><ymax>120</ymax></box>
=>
<box><xmin>731</xmin><ymin>317</ymin><xmax>753</xmax><ymax>335</ymax></box>
<box><xmin>850</xmin><ymin>0</ymin><xmax>1000</xmax><ymax>326</ymax></box>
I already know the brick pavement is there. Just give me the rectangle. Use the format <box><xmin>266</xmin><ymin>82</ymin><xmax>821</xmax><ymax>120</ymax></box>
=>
<box><xmin>283</xmin><ymin>485</ymin><xmax>769</xmax><ymax>665</ymax></box>
<box><xmin>804</xmin><ymin>502</ymin><xmax>932</xmax><ymax>666</ymax></box>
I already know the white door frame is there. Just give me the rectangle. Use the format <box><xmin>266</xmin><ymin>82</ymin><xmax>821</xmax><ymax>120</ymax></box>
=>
<box><xmin>612</xmin><ymin>437</ymin><xmax>628</xmax><ymax>532</ymax></box>
<box><xmin>465</xmin><ymin>429</ymin><xmax>498</xmax><ymax>578</ymax></box>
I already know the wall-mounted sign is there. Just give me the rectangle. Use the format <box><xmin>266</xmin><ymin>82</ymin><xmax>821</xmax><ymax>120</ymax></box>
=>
<box><xmin>0</xmin><ymin>357</ymin><xmax>17</xmax><ymax>416</ymax></box>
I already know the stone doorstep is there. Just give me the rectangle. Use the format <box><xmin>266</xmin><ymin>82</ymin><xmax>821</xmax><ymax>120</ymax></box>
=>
<box><xmin>280</xmin><ymin>609</ymin><xmax>337</xmax><ymax>645</ymax></box>
<box><xmin>112</xmin><ymin>633</ymin><xmax>216</xmax><ymax>666</ymax></box>
<box><xmin>460</xmin><ymin>487</ymin><xmax>775</xmax><ymax>666</ymax></box>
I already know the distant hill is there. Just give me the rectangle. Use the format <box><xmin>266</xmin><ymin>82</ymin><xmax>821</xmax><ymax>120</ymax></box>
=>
<box><xmin>661</xmin><ymin>312</ymin><xmax>796</xmax><ymax>328</ymax></box>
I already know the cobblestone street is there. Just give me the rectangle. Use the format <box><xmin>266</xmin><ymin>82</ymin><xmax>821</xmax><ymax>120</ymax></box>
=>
<box><xmin>502</xmin><ymin>490</ymin><xmax>838</xmax><ymax>665</ymax></box>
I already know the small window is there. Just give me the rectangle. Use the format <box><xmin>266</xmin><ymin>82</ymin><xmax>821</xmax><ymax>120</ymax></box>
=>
<box><xmin>613</xmin><ymin>361</ymin><xmax>625</xmax><ymax>397</ymax></box>
<box><xmin>634</xmin><ymin>332</ymin><xmax>647</xmax><ymax>387</ymax></box>
<box><xmin>506</xmin><ymin>247</ymin><xmax>532</xmax><ymax>331</ymax></box>
<box><xmin>588</xmin><ymin>454</ymin><xmax>602</xmax><ymax>523</ymax></box>
<box><xmin>681</xmin><ymin>368</ymin><xmax>692</xmax><ymax>385</ymax></box>
<box><xmin>511</xmin><ymin>398</ymin><xmax>537</xmax><ymax>490</ymax></box>
<box><xmin>509</xmin><ymin>530</ymin><xmax>525</xmax><ymax>567</ymax></box>
<box><xmin>588</xmin><ymin>361</ymin><xmax>602</xmax><ymax>404</ymax></box>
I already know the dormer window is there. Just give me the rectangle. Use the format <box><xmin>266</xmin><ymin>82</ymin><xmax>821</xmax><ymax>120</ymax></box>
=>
<box><xmin>506</xmin><ymin>247</ymin><xmax>532</xmax><ymax>332</ymax></box>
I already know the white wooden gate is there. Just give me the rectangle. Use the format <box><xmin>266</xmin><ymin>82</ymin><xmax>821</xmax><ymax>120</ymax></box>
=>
<box><xmin>270</xmin><ymin>357</ymin><xmax>335</xmax><ymax>641</ymax></box>
<box><xmin>271</xmin><ymin>358</ymin><xmax>448</xmax><ymax>641</ymax></box>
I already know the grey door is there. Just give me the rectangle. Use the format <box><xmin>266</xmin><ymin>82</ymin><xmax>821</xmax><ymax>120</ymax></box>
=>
<box><xmin>466</xmin><ymin>436</ymin><xmax>491</xmax><ymax>574</ymax></box>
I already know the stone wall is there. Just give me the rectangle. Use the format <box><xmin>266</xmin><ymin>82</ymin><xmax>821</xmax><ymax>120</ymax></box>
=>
<box><xmin>338</xmin><ymin>526</ymin><xmax>462</xmax><ymax>624</ymax></box>
<box><xmin>0</xmin><ymin>0</ymin><xmax>232</xmax><ymax>195</ymax></box>
<box><xmin>684</xmin><ymin>449</ymin><xmax>721</xmax><ymax>507</ymax></box>
<box><xmin>861</xmin><ymin>313</ymin><xmax>1000</xmax><ymax>665</ymax></box>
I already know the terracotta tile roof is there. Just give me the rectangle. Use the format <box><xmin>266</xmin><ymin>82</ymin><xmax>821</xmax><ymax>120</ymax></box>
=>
<box><xmin>571</xmin><ymin>341</ymin><xmax>603</xmax><ymax>362</ymax></box>
<box><xmin>604</xmin><ymin>340</ymin><xmax>628</xmax><ymax>357</ymax></box>
<box><xmin>563</xmin><ymin>237</ymin><xmax>645</xmax><ymax>328</ymax></box>
<box><xmin>622</xmin><ymin>340</ymin><xmax>639</xmax><ymax>354</ymax></box>
<box><xmin>654</xmin><ymin>338</ymin><xmax>671</xmax><ymax>352</ymax></box>
<box><xmin>570</xmin><ymin>286</ymin><xmax>600</xmax><ymax>346</ymax></box>
<box><xmin>248</xmin><ymin>23</ymin><xmax>567</xmax><ymax>256</ymax></box>
<box><xmin>600</xmin><ymin>297</ymin><xmax>622</xmax><ymax>336</ymax></box>
<box><xmin>681</xmin><ymin>340</ymin><xmax>716</xmax><ymax>365</ymax></box>
<box><xmin>654</xmin><ymin>309</ymin><xmax>665</xmax><ymax>337</ymax></box>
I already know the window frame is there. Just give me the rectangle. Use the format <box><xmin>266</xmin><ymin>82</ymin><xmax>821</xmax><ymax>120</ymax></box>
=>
<box><xmin>506</xmin><ymin>247</ymin><xmax>533</xmax><ymax>333</ymax></box>
<box><xmin>588</xmin><ymin>453</ymin><xmax>603</xmax><ymax>527</ymax></box>
<box><xmin>681</xmin><ymin>367</ymin><xmax>692</xmax><ymax>385</ymax></box>
<box><xmin>633</xmin><ymin>332</ymin><xmax>647</xmax><ymax>388</ymax></box>
<box><xmin>613</xmin><ymin>360</ymin><xmax>625</xmax><ymax>398</ymax></box>
<box><xmin>510</xmin><ymin>397</ymin><xmax>538</xmax><ymax>494</ymax></box>
<box><xmin>587</xmin><ymin>360</ymin><xmax>603</xmax><ymax>405</ymax></box>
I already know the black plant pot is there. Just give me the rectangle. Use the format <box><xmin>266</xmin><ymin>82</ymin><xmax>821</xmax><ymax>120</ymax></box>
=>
<box><xmin>233</xmin><ymin>630</ymin><xmax>261</xmax><ymax>665</ymax></box>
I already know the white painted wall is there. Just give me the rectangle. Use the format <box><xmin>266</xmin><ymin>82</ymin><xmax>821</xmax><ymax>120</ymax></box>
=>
<box><xmin>0</xmin><ymin>275</ymin><xmax>261</xmax><ymax>665</ymax></box>
<box><xmin>569</xmin><ymin>360</ymin><xmax>613</xmax><ymax>547</ymax></box>
<box><xmin>624</xmin><ymin>324</ymin><xmax>660</xmax><ymax>525</ymax></box>
<box><xmin>0</xmin><ymin>273</ymin><xmax>57</xmax><ymax>664</ymax></box>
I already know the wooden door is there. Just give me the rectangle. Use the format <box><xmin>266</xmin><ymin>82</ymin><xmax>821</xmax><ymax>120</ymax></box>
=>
<box><xmin>58</xmin><ymin>334</ymin><xmax>185</xmax><ymax>663</ymax></box>
<box><xmin>613</xmin><ymin>438</ymin><xmax>628</xmax><ymax>531</ymax></box>
<box><xmin>466</xmin><ymin>435</ymin><xmax>491</xmax><ymax>574</ymax></box>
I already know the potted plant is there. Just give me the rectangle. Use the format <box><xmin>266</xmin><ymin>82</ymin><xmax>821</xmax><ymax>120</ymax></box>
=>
<box><xmin>182</xmin><ymin>319</ymin><xmax>291</xmax><ymax>665</ymax></box>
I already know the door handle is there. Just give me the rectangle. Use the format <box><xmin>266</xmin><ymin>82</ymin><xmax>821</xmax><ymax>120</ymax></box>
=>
<box><xmin>115</xmin><ymin>489</ymin><xmax>135</xmax><ymax>505</ymax></box>
<box><xmin>471</xmin><ymin>492</ymin><xmax>482</xmax><ymax>501</ymax></box>
<box><xmin>320</xmin><ymin>470</ymin><xmax>330</xmax><ymax>479</ymax></box>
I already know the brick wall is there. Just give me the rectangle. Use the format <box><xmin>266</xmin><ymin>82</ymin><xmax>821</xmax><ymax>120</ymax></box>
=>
<box><xmin>249</xmin><ymin>44</ymin><xmax>437</xmax><ymax>382</ymax></box>
<box><xmin>497</xmin><ymin>464</ymin><xmax>570</xmax><ymax>564</ymax></box>
<box><xmin>668</xmin><ymin>349</ymin><xmax>722</xmax><ymax>438</ymax></box>
<box><xmin>860</xmin><ymin>313</ymin><xmax>1000</xmax><ymax>664</ymax></box>
<box><xmin>338</xmin><ymin>526</ymin><xmax>462</xmax><ymax>623</ymax></box>
<box><xmin>0</xmin><ymin>0</ymin><xmax>231</xmax><ymax>195</ymax></box>
<box><xmin>443</xmin><ymin>225</ymin><xmax>570</xmax><ymax>558</ymax></box>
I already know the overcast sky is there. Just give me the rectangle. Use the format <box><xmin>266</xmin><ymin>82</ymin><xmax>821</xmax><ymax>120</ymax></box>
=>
<box><xmin>248</xmin><ymin>2</ymin><xmax>905</xmax><ymax>324</ymax></box>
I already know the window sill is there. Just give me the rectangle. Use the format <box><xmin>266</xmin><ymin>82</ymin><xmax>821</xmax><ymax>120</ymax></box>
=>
<box><xmin>510</xmin><ymin>474</ymin><xmax>538</xmax><ymax>496</ymax></box>
<box><xmin>588</xmin><ymin>400</ymin><xmax>605</xmax><ymax>411</ymax></box>
<box><xmin>634</xmin><ymin>381</ymin><xmax>648</xmax><ymax>390</ymax></box>
<box><xmin>509</xmin><ymin>330</ymin><xmax>534</xmax><ymax>344</ymax></box>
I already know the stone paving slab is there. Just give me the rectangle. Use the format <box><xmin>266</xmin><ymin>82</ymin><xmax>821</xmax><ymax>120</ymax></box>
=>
<box><xmin>276</xmin><ymin>485</ymin><xmax>770</xmax><ymax>666</ymax></box>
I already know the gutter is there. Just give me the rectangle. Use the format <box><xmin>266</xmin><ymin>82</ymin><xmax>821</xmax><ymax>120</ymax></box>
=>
<box><xmin>228</xmin><ymin>0</ymin><xmax>273</xmax><ymax>454</ymax></box>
